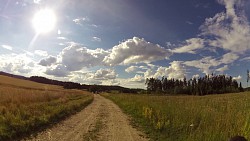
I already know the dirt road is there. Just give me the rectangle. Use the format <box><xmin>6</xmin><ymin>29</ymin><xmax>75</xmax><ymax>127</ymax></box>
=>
<box><xmin>22</xmin><ymin>95</ymin><xmax>148</xmax><ymax>141</ymax></box>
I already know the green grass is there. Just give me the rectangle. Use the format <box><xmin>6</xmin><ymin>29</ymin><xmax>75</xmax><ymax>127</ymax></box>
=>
<box><xmin>0</xmin><ymin>76</ymin><xmax>94</xmax><ymax>140</ymax></box>
<box><xmin>102</xmin><ymin>92</ymin><xmax>250</xmax><ymax>141</ymax></box>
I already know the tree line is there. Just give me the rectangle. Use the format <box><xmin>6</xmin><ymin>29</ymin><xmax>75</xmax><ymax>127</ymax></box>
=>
<box><xmin>29</xmin><ymin>76</ymin><xmax>142</xmax><ymax>93</ymax></box>
<box><xmin>145</xmin><ymin>74</ymin><xmax>244</xmax><ymax>95</ymax></box>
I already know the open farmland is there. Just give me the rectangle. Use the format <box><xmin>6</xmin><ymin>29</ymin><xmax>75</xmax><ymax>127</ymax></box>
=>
<box><xmin>0</xmin><ymin>75</ymin><xmax>93</xmax><ymax>140</ymax></box>
<box><xmin>103</xmin><ymin>92</ymin><xmax>250</xmax><ymax>141</ymax></box>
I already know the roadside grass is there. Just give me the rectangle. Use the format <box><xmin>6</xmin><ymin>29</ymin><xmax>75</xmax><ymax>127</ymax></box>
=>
<box><xmin>0</xmin><ymin>76</ymin><xmax>93</xmax><ymax>140</ymax></box>
<box><xmin>102</xmin><ymin>92</ymin><xmax>250</xmax><ymax>141</ymax></box>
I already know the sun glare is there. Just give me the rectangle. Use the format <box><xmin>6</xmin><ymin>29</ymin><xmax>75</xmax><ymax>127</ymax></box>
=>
<box><xmin>32</xmin><ymin>9</ymin><xmax>56</xmax><ymax>34</ymax></box>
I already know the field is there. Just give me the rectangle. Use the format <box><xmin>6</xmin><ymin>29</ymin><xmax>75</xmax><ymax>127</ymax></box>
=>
<box><xmin>103</xmin><ymin>92</ymin><xmax>250</xmax><ymax>141</ymax></box>
<box><xmin>0</xmin><ymin>75</ymin><xmax>93</xmax><ymax>140</ymax></box>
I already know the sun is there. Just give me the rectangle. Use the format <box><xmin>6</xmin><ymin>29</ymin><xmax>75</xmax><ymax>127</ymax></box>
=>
<box><xmin>32</xmin><ymin>9</ymin><xmax>56</xmax><ymax>34</ymax></box>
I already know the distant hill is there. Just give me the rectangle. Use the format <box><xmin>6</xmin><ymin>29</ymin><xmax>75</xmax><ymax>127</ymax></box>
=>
<box><xmin>0</xmin><ymin>71</ymin><xmax>142</xmax><ymax>93</ymax></box>
<box><xmin>0</xmin><ymin>71</ymin><xmax>29</xmax><ymax>80</ymax></box>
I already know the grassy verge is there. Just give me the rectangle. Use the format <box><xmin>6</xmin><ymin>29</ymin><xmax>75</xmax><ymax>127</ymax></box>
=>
<box><xmin>102</xmin><ymin>92</ymin><xmax>250</xmax><ymax>141</ymax></box>
<box><xmin>0</xmin><ymin>85</ymin><xmax>93</xmax><ymax>140</ymax></box>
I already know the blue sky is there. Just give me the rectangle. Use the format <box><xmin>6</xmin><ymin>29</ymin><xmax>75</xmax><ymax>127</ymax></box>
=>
<box><xmin>1</xmin><ymin>0</ymin><xmax>250</xmax><ymax>89</ymax></box>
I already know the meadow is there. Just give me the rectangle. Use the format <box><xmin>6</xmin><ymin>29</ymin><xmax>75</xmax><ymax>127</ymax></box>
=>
<box><xmin>0</xmin><ymin>76</ymin><xmax>93</xmax><ymax>140</ymax></box>
<box><xmin>103</xmin><ymin>92</ymin><xmax>250</xmax><ymax>141</ymax></box>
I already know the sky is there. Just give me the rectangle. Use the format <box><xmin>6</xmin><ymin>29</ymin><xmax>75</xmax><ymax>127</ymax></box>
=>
<box><xmin>1</xmin><ymin>0</ymin><xmax>250</xmax><ymax>89</ymax></box>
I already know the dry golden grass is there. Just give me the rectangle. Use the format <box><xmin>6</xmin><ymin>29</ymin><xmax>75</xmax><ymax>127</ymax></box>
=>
<box><xmin>0</xmin><ymin>75</ymin><xmax>93</xmax><ymax>140</ymax></box>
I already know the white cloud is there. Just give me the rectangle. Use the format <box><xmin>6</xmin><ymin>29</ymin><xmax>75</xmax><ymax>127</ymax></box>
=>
<box><xmin>93</xmin><ymin>69</ymin><xmax>117</xmax><ymax>80</ymax></box>
<box><xmin>147</xmin><ymin>63</ymin><xmax>156</xmax><ymax>68</ymax></box>
<box><xmin>69</xmin><ymin>71</ymin><xmax>102</xmax><ymax>85</ymax></box>
<box><xmin>34</xmin><ymin>50</ymin><xmax>48</xmax><ymax>57</ymax></box>
<box><xmin>183</xmin><ymin>53</ymin><xmax>239</xmax><ymax>74</ymax></box>
<box><xmin>241</xmin><ymin>57</ymin><xmax>250</xmax><ymax>61</ymax></box>
<box><xmin>172</xmin><ymin>38</ymin><xmax>204</xmax><ymax>54</ymax></box>
<box><xmin>184</xmin><ymin>56</ymin><xmax>215</xmax><ymax>74</ymax></box>
<box><xmin>73</xmin><ymin>17</ymin><xmax>89</xmax><ymax>26</ymax></box>
<box><xmin>105</xmin><ymin>79</ymin><xmax>120</xmax><ymax>86</ymax></box>
<box><xmin>59</xmin><ymin>43</ymin><xmax>109</xmax><ymax>71</ymax></box>
<box><xmin>143</xmin><ymin>61</ymin><xmax>186</xmax><ymax>80</ymax></box>
<box><xmin>130</xmin><ymin>74</ymin><xmax>144</xmax><ymax>83</ymax></box>
<box><xmin>39</xmin><ymin>56</ymin><xmax>57</xmax><ymax>66</ymax></box>
<box><xmin>92</xmin><ymin>37</ymin><xmax>101</xmax><ymax>42</ymax></box>
<box><xmin>216</xmin><ymin>65</ymin><xmax>229</xmax><ymax>73</ymax></box>
<box><xmin>0</xmin><ymin>53</ymin><xmax>45</xmax><ymax>76</ymax></box>
<box><xmin>57</xmin><ymin>37</ymin><xmax>67</xmax><ymax>40</ymax></box>
<box><xmin>156</xmin><ymin>61</ymin><xmax>186</xmax><ymax>79</ymax></box>
<box><xmin>125</xmin><ymin>66</ymin><xmax>138</xmax><ymax>73</ymax></box>
<box><xmin>116</xmin><ymin>78</ymin><xmax>146</xmax><ymax>89</ymax></box>
<box><xmin>144</xmin><ymin>69</ymin><xmax>154</xmax><ymax>78</ymax></box>
<box><xmin>45</xmin><ymin>64</ymin><xmax>69</xmax><ymax>77</ymax></box>
<box><xmin>103</xmin><ymin>37</ymin><xmax>172</xmax><ymax>66</ymax></box>
<box><xmin>220</xmin><ymin>52</ymin><xmax>239</xmax><ymax>64</ymax></box>
<box><xmin>200</xmin><ymin>0</ymin><xmax>250</xmax><ymax>53</ymax></box>
<box><xmin>0</xmin><ymin>54</ymin><xmax>31</xmax><ymax>73</ymax></box>
<box><xmin>233</xmin><ymin>75</ymin><xmax>242</xmax><ymax>81</ymax></box>
<box><xmin>68</xmin><ymin>68</ymin><xmax>117</xmax><ymax>84</ymax></box>
<box><xmin>1</xmin><ymin>45</ymin><xmax>13</xmax><ymax>51</ymax></box>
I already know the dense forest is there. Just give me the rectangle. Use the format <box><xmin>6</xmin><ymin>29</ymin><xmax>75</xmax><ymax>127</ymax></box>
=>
<box><xmin>145</xmin><ymin>74</ymin><xmax>244</xmax><ymax>95</ymax></box>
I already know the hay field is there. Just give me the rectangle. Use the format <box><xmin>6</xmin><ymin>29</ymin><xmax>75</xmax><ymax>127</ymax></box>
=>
<box><xmin>0</xmin><ymin>76</ymin><xmax>93</xmax><ymax>140</ymax></box>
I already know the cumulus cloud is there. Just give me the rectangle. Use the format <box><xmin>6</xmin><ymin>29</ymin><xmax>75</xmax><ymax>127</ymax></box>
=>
<box><xmin>183</xmin><ymin>52</ymin><xmax>239</xmax><ymax>74</ymax></box>
<box><xmin>0</xmin><ymin>54</ymin><xmax>38</xmax><ymax>75</ymax></box>
<box><xmin>45</xmin><ymin>64</ymin><xmax>69</xmax><ymax>77</ymax></box>
<box><xmin>103</xmin><ymin>37</ymin><xmax>172</xmax><ymax>66</ymax></box>
<box><xmin>105</xmin><ymin>79</ymin><xmax>120</xmax><ymax>85</ymax></box>
<box><xmin>172</xmin><ymin>38</ymin><xmax>204</xmax><ymax>54</ymax></box>
<box><xmin>200</xmin><ymin>0</ymin><xmax>250</xmax><ymax>53</ymax></box>
<box><xmin>37</xmin><ymin>37</ymin><xmax>174</xmax><ymax>78</ymax></box>
<box><xmin>68</xmin><ymin>69</ymin><xmax>117</xmax><ymax>84</ymax></box>
<box><xmin>69</xmin><ymin>71</ymin><xmax>102</xmax><ymax>85</ymax></box>
<box><xmin>59</xmin><ymin>43</ymin><xmax>109</xmax><ymax>71</ymax></box>
<box><xmin>39</xmin><ymin>56</ymin><xmax>57</xmax><ymax>66</ymax></box>
<box><xmin>143</xmin><ymin>61</ymin><xmax>186</xmax><ymax>80</ymax></box>
<box><xmin>93</xmin><ymin>69</ymin><xmax>117</xmax><ymax>80</ymax></box>
<box><xmin>156</xmin><ymin>61</ymin><xmax>186</xmax><ymax>79</ymax></box>
<box><xmin>92</xmin><ymin>37</ymin><xmax>102</xmax><ymax>42</ymax></box>
<box><xmin>130</xmin><ymin>74</ymin><xmax>145</xmax><ymax>83</ymax></box>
